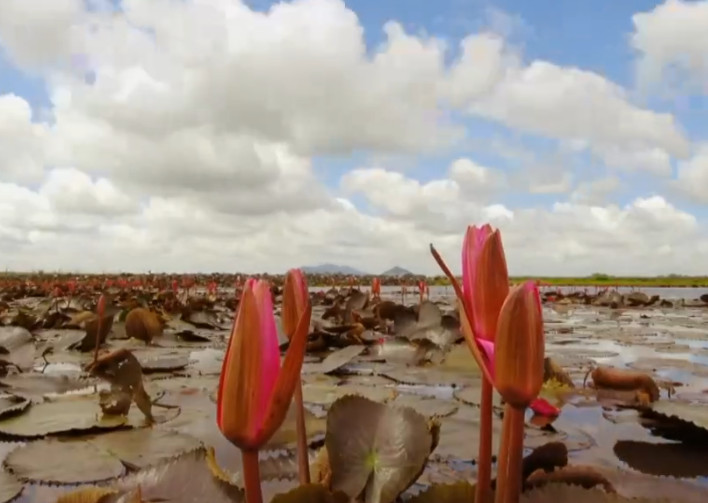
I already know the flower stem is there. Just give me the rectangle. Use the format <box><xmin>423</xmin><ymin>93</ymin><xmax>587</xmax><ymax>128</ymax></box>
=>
<box><xmin>241</xmin><ymin>449</ymin><xmax>263</xmax><ymax>503</ymax></box>
<box><xmin>475</xmin><ymin>378</ymin><xmax>493</xmax><ymax>503</ymax></box>
<box><xmin>294</xmin><ymin>375</ymin><xmax>311</xmax><ymax>483</ymax></box>
<box><xmin>495</xmin><ymin>404</ymin><xmax>525</xmax><ymax>503</ymax></box>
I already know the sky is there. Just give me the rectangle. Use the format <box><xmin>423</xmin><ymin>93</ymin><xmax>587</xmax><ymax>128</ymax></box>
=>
<box><xmin>0</xmin><ymin>0</ymin><xmax>707</xmax><ymax>276</ymax></box>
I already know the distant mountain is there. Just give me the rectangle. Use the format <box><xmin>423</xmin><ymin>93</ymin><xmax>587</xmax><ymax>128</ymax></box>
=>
<box><xmin>301</xmin><ymin>263</ymin><xmax>367</xmax><ymax>275</ymax></box>
<box><xmin>381</xmin><ymin>266</ymin><xmax>415</xmax><ymax>276</ymax></box>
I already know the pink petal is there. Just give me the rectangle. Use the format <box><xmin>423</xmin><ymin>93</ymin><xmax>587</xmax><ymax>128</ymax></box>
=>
<box><xmin>252</xmin><ymin>280</ymin><xmax>281</xmax><ymax>430</ymax></box>
<box><xmin>530</xmin><ymin>397</ymin><xmax>560</xmax><ymax>417</ymax></box>
<box><xmin>477</xmin><ymin>338</ymin><xmax>495</xmax><ymax>379</ymax></box>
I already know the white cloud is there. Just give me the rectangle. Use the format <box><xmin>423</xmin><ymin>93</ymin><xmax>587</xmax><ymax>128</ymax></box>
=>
<box><xmin>468</xmin><ymin>60</ymin><xmax>690</xmax><ymax>169</ymax></box>
<box><xmin>0</xmin><ymin>94</ymin><xmax>50</xmax><ymax>184</ymax></box>
<box><xmin>0</xmin><ymin>0</ymin><xmax>703</xmax><ymax>275</ymax></box>
<box><xmin>674</xmin><ymin>144</ymin><xmax>708</xmax><ymax>203</ymax></box>
<box><xmin>632</xmin><ymin>0</ymin><xmax>708</xmax><ymax>93</ymax></box>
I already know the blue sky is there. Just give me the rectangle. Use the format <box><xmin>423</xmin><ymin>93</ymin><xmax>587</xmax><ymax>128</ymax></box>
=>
<box><xmin>0</xmin><ymin>0</ymin><xmax>707</xmax><ymax>274</ymax></box>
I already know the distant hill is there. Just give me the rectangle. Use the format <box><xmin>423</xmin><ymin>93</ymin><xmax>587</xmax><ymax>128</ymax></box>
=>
<box><xmin>381</xmin><ymin>266</ymin><xmax>415</xmax><ymax>276</ymax></box>
<box><xmin>301</xmin><ymin>263</ymin><xmax>367</xmax><ymax>275</ymax></box>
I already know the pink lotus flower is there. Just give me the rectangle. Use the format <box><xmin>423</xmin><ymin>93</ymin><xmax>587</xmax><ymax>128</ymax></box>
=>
<box><xmin>217</xmin><ymin>278</ymin><xmax>310</xmax><ymax>450</ymax></box>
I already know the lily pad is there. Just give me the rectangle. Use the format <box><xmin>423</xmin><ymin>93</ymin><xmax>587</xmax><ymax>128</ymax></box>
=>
<box><xmin>521</xmin><ymin>484</ymin><xmax>671</xmax><ymax>503</ymax></box>
<box><xmin>453</xmin><ymin>381</ymin><xmax>503</xmax><ymax>408</ymax></box>
<box><xmin>0</xmin><ymin>394</ymin><xmax>30</xmax><ymax>420</ymax></box>
<box><xmin>303</xmin><ymin>383</ymin><xmax>396</xmax><ymax>407</ymax></box>
<box><xmin>303</xmin><ymin>345</ymin><xmax>366</xmax><ymax>375</ymax></box>
<box><xmin>326</xmin><ymin>395</ymin><xmax>433</xmax><ymax>503</ymax></box>
<box><xmin>391</xmin><ymin>394</ymin><xmax>459</xmax><ymax>418</ymax></box>
<box><xmin>0</xmin><ymin>326</ymin><xmax>35</xmax><ymax>370</ymax></box>
<box><xmin>405</xmin><ymin>481</ymin><xmax>475</xmax><ymax>503</ymax></box>
<box><xmin>4</xmin><ymin>428</ymin><xmax>202</xmax><ymax>484</ymax></box>
<box><xmin>271</xmin><ymin>484</ymin><xmax>349</xmax><ymax>503</ymax></box>
<box><xmin>0</xmin><ymin>373</ymin><xmax>93</xmax><ymax>401</ymax></box>
<box><xmin>0</xmin><ymin>393</ymin><xmax>145</xmax><ymax>438</ymax></box>
<box><xmin>139</xmin><ymin>354</ymin><xmax>190</xmax><ymax>373</ymax></box>
<box><xmin>648</xmin><ymin>400</ymin><xmax>708</xmax><ymax>431</ymax></box>
<box><xmin>433</xmin><ymin>406</ymin><xmax>503</xmax><ymax>461</ymax></box>
<box><xmin>613</xmin><ymin>440</ymin><xmax>708</xmax><ymax>478</ymax></box>
<box><xmin>0</xmin><ymin>469</ymin><xmax>23</xmax><ymax>503</ymax></box>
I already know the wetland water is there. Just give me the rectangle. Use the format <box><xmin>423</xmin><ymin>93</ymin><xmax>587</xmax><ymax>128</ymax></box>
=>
<box><xmin>0</xmin><ymin>286</ymin><xmax>707</xmax><ymax>501</ymax></box>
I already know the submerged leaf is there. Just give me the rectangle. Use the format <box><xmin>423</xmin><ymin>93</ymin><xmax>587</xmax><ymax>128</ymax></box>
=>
<box><xmin>326</xmin><ymin>395</ymin><xmax>433</xmax><ymax>503</ymax></box>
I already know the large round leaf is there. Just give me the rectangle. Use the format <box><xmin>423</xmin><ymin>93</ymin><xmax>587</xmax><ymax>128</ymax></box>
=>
<box><xmin>4</xmin><ymin>428</ymin><xmax>201</xmax><ymax>484</ymax></box>
<box><xmin>0</xmin><ymin>469</ymin><xmax>23</xmax><ymax>503</ymax></box>
<box><xmin>326</xmin><ymin>395</ymin><xmax>433</xmax><ymax>503</ymax></box>
<box><xmin>0</xmin><ymin>394</ymin><xmax>131</xmax><ymax>438</ymax></box>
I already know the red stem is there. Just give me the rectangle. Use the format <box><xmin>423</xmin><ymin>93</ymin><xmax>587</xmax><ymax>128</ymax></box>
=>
<box><xmin>293</xmin><ymin>376</ymin><xmax>311</xmax><ymax>483</ymax></box>
<box><xmin>475</xmin><ymin>378</ymin><xmax>493</xmax><ymax>503</ymax></box>
<box><xmin>241</xmin><ymin>449</ymin><xmax>263</xmax><ymax>503</ymax></box>
<box><xmin>495</xmin><ymin>405</ymin><xmax>525</xmax><ymax>503</ymax></box>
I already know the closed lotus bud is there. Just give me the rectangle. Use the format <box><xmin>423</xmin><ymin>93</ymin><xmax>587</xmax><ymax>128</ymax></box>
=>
<box><xmin>282</xmin><ymin>269</ymin><xmax>308</xmax><ymax>340</ymax></box>
<box><xmin>125</xmin><ymin>307</ymin><xmax>163</xmax><ymax>344</ymax></box>
<box><xmin>494</xmin><ymin>281</ymin><xmax>544</xmax><ymax>408</ymax></box>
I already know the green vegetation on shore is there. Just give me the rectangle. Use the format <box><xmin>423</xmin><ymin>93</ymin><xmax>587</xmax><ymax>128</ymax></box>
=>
<box><xmin>1</xmin><ymin>271</ymin><xmax>707</xmax><ymax>288</ymax></box>
<box><xmin>430</xmin><ymin>274</ymin><xmax>708</xmax><ymax>288</ymax></box>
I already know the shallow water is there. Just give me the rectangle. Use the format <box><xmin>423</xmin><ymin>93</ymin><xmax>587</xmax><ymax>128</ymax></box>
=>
<box><xmin>2</xmin><ymin>290</ymin><xmax>708</xmax><ymax>501</ymax></box>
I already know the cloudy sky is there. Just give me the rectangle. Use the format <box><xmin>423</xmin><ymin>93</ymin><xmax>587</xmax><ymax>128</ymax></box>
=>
<box><xmin>1</xmin><ymin>0</ymin><xmax>707</xmax><ymax>276</ymax></box>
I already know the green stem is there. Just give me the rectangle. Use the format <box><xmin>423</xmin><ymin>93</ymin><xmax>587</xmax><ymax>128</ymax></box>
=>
<box><xmin>495</xmin><ymin>405</ymin><xmax>525</xmax><ymax>503</ymax></box>
<box><xmin>475</xmin><ymin>378</ymin><xmax>493</xmax><ymax>503</ymax></box>
<box><xmin>294</xmin><ymin>376</ymin><xmax>311</xmax><ymax>483</ymax></box>
<box><xmin>241</xmin><ymin>449</ymin><xmax>263</xmax><ymax>503</ymax></box>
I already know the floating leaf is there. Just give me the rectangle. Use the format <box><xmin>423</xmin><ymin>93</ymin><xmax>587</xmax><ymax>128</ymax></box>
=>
<box><xmin>0</xmin><ymin>394</ymin><xmax>30</xmax><ymax>419</ymax></box>
<box><xmin>304</xmin><ymin>345</ymin><xmax>366</xmax><ymax>374</ymax></box>
<box><xmin>649</xmin><ymin>400</ymin><xmax>708</xmax><ymax>431</ymax></box>
<box><xmin>520</xmin><ymin>484</ymin><xmax>670</xmax><ymax>503</ymax></box>
<box><xmin>5</xmin><ymin>439</ymin><xmax>125</xmax><ymax>484</ymax></box>
<box><xmin>0</xmin><ymin>393</ymin><xmax>131</xmax><ymax>438</ymax></box>
<box><xmin>113</xmin><ymin>449</ymin><xmax>243</xmax><ymax>503</ymax></box>
<box><xmin>326</xmin><ymin>395</ymin><xmax>433</xmax><ymax>503</ymax></box>
<box><xmin>0</xmin><ymin>373</ymin><xmax>93</xmax><ymax>401</ymax></box>
<box><xmin>613</xmin><ymin>440</ymin><xmax>708</xmax><ymax>478</ymax></box>
<box><xmin>0</xmin><ymin>469</ymin><xmax>23</xmax><ymax>503</ymax></box>
<box><xmin>303</xmin><ymin>382</ymin><xmax>396</xmax><ymax>407</ymax></box>
<box><xmin>391</xmin><ymin>393</ymin><xmax>459</xmax><ymax>418</ymax></box>
<box><xmin>405</xmin><ymin>481</ymin><xmax>475</xmax><ymax>503</ymax></box>
<box><xmin>270</xmin><ymin>484</ymin><xmax>350</xmax><ymax>503</ymax></box>
<box><xmin>5</xmin><ymin>428</ymin><xmax>201</xmax><ymax>484</ymax></box>
<box><xmin>54</xmin><ymin>487</ymin><xmax>119</xmax><ymax>503</ymax></box>
<box><xmin>0</xmin><ymin>326</ymin><xmax>35</xmax><ymax>370</ymax></box>
<box><xmin>433</xmin><ymin>406</ymin><xmax>503</xmax><ymax>461</ymax></box>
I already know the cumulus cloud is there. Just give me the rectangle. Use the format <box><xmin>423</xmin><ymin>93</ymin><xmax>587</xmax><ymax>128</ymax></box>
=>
<box><xmin>632</xmin><ymin>0</ymin><xmax>708</xmax><ymax>93</ymax></box>
<box><xmin>674</xmin><ymin>145</ymin><xmax>708</xmax><ymax>203</ymax></box>
<box><xmin>0</xmin><ymin>0</ymin><xmax>704</xmax><ymax>275</ymax></box>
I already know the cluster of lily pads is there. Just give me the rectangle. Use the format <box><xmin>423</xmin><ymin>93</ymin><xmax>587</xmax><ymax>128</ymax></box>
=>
<box><xmin>0</xmin><ymin>223</ymin><xmax>707</xmax><ymax>503</ymax></box>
